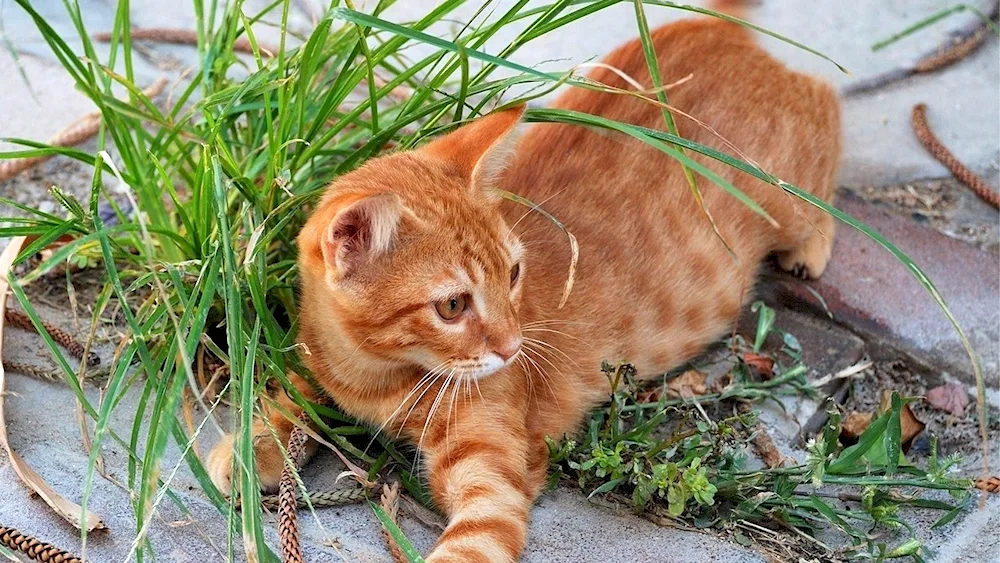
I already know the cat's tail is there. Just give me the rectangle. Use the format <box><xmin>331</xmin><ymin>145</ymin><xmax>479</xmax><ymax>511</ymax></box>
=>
<box><xmin>708</xmin><ymin>0</ymin><xmax>756</xmax><ymax>21</ymax></box>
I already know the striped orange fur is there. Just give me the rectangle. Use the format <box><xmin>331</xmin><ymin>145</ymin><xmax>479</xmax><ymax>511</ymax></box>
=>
<box><xmin>208</xmin><ymin>2</ymin><xmax>842</xmax><ymax>560</ymax></box>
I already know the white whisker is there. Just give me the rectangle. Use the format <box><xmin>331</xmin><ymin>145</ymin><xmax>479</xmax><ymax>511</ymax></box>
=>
<box><xmin>416</xmin><ymin>369</ymin><xmax>455</xmax><ymax>470</ymax></box>
<box><xmin>523</xmin><ymin>336</ymin><xmax>579</xmax><ymax>369</ymax></box>
<box><xmin>522</xmin><ymin>340</ymin><xmax>570</xmax><ymax>377</ymax></box>
<box><xmin>522</xmin><ymin>326</ymin><xmax>582</xmax><ymax>341</ymax></box>
<box><xmin>446</xmin><ymin>373</ymin><xmax>465</xmax><ymax>451</ymax></box>
<box><xmin>520</xmin><ymin>346</ymin><xmax>558</xmax><ymax>399</ymax></box>
<box><xmin>367</xmin><ymin>362</ymin><xmax>448</xmax><ymax>452</ymax></box>
<box><xmin>397</xmin><ymin>368</ymin><xmax>448</xmax><ymax>438</ymax></box>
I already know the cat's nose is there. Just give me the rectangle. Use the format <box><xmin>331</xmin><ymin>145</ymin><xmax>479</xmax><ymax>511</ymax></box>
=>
<box><xmin>493</xmin><ymin>338</ymin><xmax>522</xmax><ymax>362</ymax></box>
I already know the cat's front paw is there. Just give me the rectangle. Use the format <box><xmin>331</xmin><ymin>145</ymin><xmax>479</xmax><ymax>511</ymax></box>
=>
<box><xmin>206</xmin><ymin>432</ymin><xmax>286</xmax><ymax>495</ymax></box>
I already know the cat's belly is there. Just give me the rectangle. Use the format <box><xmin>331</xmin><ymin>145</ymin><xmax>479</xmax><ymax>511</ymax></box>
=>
<box><xmin>601</xmin><ymin>265</ymin><xmax>753</xmax><ymax>378</ymax></box>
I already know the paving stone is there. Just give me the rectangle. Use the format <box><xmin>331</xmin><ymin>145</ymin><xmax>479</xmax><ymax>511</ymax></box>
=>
<box><xmin>738</xmin><ymin>303</ymin><xmax>868</xmax><ymax>379</ymax></box>
<box><xmin>926</xmin><ymin>494</ymin><xmax>1000</xmax><ymax>563</ymax></box>
<box><xmin>774</xmin><ymin>191</ymin><xmax>1000</xmax><ymax>386</ymax></box>
<box><xmin>0</xmin><ymin>364</ymin><xmax>768</xmax><ymax>563</ymax></box>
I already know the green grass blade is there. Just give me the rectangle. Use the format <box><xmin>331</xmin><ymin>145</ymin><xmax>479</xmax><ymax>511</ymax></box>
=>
<box><xmin>872</xmin><ymin>4</ymin><xmax>1000</xmax><ymax>51</ymax></box>
<box><xmin>526</xmin><ymin>108</ymin><xmax>778</xmax><ymax>226</ymax></box>
<box><xmin>370</xmin><ymin>501</ymin><xmax>425</xmax><ymax>562</ymax></box>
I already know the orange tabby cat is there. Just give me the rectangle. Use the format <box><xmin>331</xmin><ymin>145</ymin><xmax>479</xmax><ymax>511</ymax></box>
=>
<box><xmin>208</xmin><ymin>1</ymin><xmax>841</xmax><ymax>560</ymax></box>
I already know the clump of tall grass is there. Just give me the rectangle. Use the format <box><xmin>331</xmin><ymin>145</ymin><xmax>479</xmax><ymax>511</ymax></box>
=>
<box><xmin>0</xmin><ymin>0</ymin><xmax>982</xmax><ymax>561</ymax></box>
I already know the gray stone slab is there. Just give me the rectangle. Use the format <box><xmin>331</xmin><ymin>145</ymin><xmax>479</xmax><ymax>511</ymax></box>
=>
<box><xmin>0</xmin><ymin>51</ymin><xmax>99</xmax><ymax>152</ymax></box>
<box><xmin>0</xmin><ymin>366</ymin><xmax>766</xmax><ymax>562</ymax></box>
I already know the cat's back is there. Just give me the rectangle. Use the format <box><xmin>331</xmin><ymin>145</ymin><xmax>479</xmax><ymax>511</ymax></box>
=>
<box><xmin>510</xmin><ymin>16</ymin><xmax>839</xmax><ymax>217</ymax></box>
<box><xmin>502</xmin><ymin>14</ymin><xmax>841</xmax><ymax>383</ymax></box>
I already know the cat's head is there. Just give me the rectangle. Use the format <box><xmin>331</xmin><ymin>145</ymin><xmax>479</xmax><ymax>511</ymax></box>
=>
<box><xmin>298</xmin><ymin>106</ymin><xmax>527</xmax><ymax>385</ymax></box>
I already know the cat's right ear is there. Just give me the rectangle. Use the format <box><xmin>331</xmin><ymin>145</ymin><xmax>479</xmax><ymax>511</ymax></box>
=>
<box><xmin>321</xmin><ymin>194</ymin><xmax>403</xmax><ymax>280</ymax></box>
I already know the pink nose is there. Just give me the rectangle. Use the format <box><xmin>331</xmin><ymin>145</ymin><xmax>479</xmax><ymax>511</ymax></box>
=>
<box><xmin>494</xmin><ymin>338</ymin><xmax>522</xmax><ymax>362</ymax></box>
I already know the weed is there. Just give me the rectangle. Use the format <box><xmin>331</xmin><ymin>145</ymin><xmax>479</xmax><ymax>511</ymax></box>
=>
<box><xmin>549</xmin><ymin>304</ymin><xmax>972</xmax><ymax>562</ymax></box>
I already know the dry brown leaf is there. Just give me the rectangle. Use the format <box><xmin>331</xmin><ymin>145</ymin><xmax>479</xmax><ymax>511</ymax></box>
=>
<box><xmin>841</xmin><ymin>412</ymin><xmax>874</xmax><ymax>440</ymax></box>
<box><xmin>752</xmin><ymin>426</ymin><xmax>784</xmax><ymax>468</ymax></box>
<box><xmin>0</xmin><ymin>236</ymin><xmax>106</xmax><ymax>532</ymax></box>
<box><xmin>742</xmin><ymin>353</ymin><xmax>775</xmax><ymax>380</ymax></box>
<box><xmin>667</xmin><ymin>370</ymin><xmax>707</xmax><ymax>399</ymax></box>
<box><xmin>926</xmin><ymin>383</ymin><xmax>969</xmax><ymax>417</ymax></box>
<box><xmin>879</xmin><ymin>391</ymin><xmax>926</xmax><ymax>451</ymax></box>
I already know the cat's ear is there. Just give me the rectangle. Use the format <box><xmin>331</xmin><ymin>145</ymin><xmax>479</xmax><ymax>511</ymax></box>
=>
<box><xmin>321</xmin><ymin>194</ymin><xmax>403</xmax><ymax>279</ymax></box>
<box><xmin>423</xmin><ymin>105</ymin><xmax>525</xmax><ymax>189</ymax></box>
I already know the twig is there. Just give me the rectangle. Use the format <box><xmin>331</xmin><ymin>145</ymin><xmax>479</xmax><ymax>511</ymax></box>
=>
<box><xmin>4</xmin><ymin>309</ymin><xmax>100</xmax><ymax>367</ymax></box>
<box><xmin>842</xmin><ymin>1</ymin><xmax>999</xmax><ymax>97</ymax></box>
<box><xmin>911</xmin><ymin>103</ymin><xmax>999</xmax><ymax>208</ymax></box>
<box><xmin>0</xmin><ymin>78</ymin><xmax>167</xmax><ymax>183</ymax></box>
<box><xmin>94</xmin><ymin>29</ymin><xmax>277</xmax><ymax>57</ymax></box>
<box><xmin>379</xmin><ymin>483</ymin><xmax>406</xmax><ymax>563</ymax></box>
<box><xmin>810</xmin><ymin>359</ymin><xmax>873</xmax><ymax>389</ymax></box>
<box><xmin>0</xmin><ymin>525</ymin><xmax>83</xmax><ymax>563</ymax></box>
<box><xmin>0</xmin><ymin>113</ymin><xmax>100</xmax><ymax>182</ymax></box>
<box><xmin>914</xmin><ymin>26</ymin><xmax>990</xmax><ymax>72</ymax></box>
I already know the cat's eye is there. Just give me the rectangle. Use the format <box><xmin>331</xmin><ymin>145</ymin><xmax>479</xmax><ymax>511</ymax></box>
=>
<box><xmin>510</xmin><ymin>263</ymin><xmax>520</xmax><ymax>287</ymax></box>
<box><xmin>435</xmin><ymin>294</ymin><xmax>468</xmax><ymax>321</ymax></box>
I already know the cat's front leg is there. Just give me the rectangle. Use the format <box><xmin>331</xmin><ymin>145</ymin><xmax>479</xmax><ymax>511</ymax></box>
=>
<box><xmin>418</xmin><ymin>407</ymin><xmax>537</xmax><ymax>562</ymax></box>
<box><xmin>207</xmin><ymin>371</ymin><xmax>319</xmax><ymax>495</ymax></box>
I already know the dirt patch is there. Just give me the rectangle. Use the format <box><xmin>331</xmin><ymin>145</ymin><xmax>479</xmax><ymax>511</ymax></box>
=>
<box><xmin>843</xmin><ymin>360</ymin><xmax>999</xmax><ymax>472</ymax></box>
<box><xmin>0</xmin><ymin>152</ymin><xmax>97</xmax><ymax>217</ymax></box>
<box><xmin>848</xmin><ymin>179</ymin><xmax>1000</xmax><ymax>253</ymax></box>
<box><xmin>857</xmin><ymin>180</ymin><xmax>959</xmax><ymax>214</ymax></box>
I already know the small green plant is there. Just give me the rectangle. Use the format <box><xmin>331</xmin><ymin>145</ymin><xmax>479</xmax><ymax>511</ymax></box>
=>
<box><xmin>548</xmin><ymin>307</ymin><xmax>973</xmax><ymax>561</ymax></box>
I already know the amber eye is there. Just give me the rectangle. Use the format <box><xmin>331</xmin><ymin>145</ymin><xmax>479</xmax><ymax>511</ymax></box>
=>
<box><xmin>510</xmin><ymin>263</ymin><xmax>520</xmax><ymax>287</ymax></box>
<box><xmin>435</xmin><ymin>294</ymin><xmax>468</xmax><ymax>321</ymax></box>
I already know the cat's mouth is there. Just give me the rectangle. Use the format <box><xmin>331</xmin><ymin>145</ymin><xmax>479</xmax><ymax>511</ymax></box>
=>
<box><xmin>447</xmin><ymin>353</ymin><xmax>511</xmax><ymax>380</ymax></box>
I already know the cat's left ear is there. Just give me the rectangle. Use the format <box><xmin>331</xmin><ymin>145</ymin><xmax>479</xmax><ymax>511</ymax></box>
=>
<box><xmin>422</xmin><ymin>105</ymin><xmax>525</xmax><ymax>190</ymax></box>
